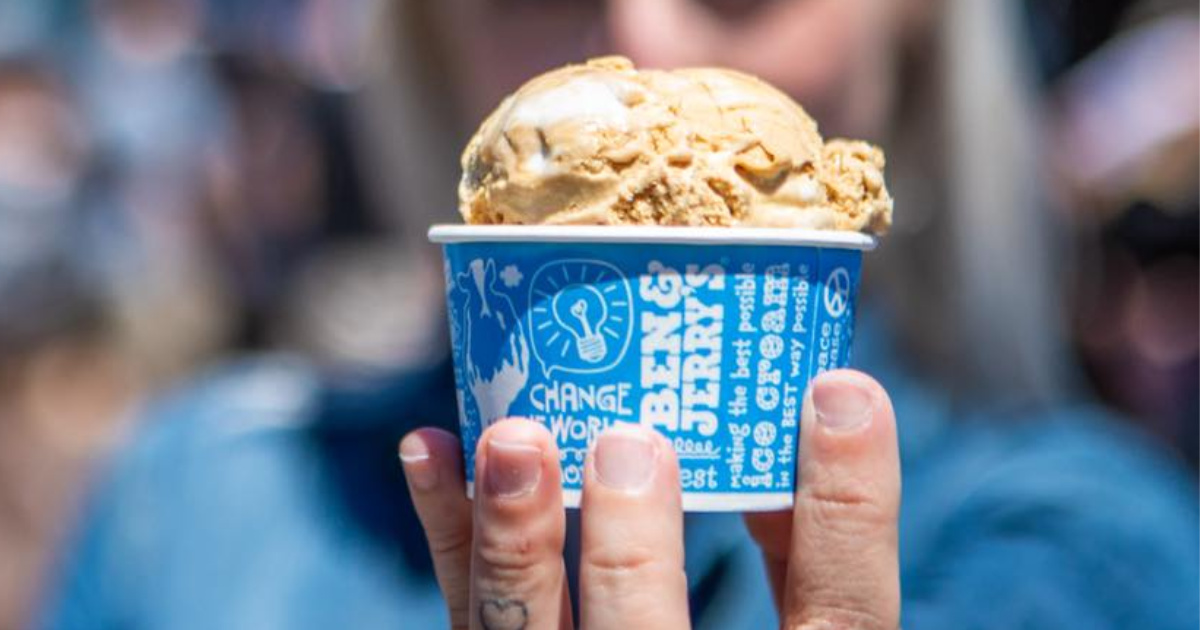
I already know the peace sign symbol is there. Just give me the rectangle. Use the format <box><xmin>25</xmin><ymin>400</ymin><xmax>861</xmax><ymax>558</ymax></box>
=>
<box><xmin>823</xmin><ymin>267</ymin><xmax>851</xmax><ymax>318</ymax></box>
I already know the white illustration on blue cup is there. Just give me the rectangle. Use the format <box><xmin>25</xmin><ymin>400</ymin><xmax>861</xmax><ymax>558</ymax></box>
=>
<box><xmin>557</xmin><ymin>287</ymin><xmax>606</xmax><ymax>363</ymax></box>
<box><xmin>823</xmin><ymin>266</ymin><xmax>851</xmax><ymax>318</ymax></box>
<box><xmin>528</xmin><ymin>260</ymin><xmax>632</xmax><ymax>377</ymax></box>
<box><xmin>456</xmin><ymin>258</ymin><xmax>531</xmax><ymax>425</ymax></box>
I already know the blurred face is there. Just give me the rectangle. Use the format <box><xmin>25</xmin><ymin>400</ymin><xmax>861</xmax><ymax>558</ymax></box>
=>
<box><xmin>91</xmin><ymin>0</ymin><xmax>201</xmax><ymax>65</ymax></box>
<box><xmin>434</xmin><ymin>0</ymin><xmax>908</xmax><ymax>138</ymax></box>
<box><xmin>0</xmin><ymin>71</ymin><xmax>85</xmax><ymax>197</ymax></box>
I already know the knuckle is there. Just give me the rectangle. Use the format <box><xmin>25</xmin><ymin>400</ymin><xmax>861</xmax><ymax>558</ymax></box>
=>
<box><xmin>786</xmin><ymin>603</ymin><xmax>893</xmax><ymax>630</ymax></box>
<box><xmin>804</xmin><ymin>481</ymin><xmax>895</xmax><ymax>536</ymax></box>
<box><xmin>583</xmin><ymin>542</ymin><xmax>683</xmax><ymax>600</ymax></box>
<box><xmin>585</xmin><ymin>541</ymin><xmax>660</xmax><ymax>574</ymax></box>
<box><xmin>428</xmin><ymin>528</ymin><xmax>473</xmax><ymax>559</ymax></box>
<box><xmin>474</xmin><ymin>527</ymin><xmax>546</xmax><ymax>575</ymax></box>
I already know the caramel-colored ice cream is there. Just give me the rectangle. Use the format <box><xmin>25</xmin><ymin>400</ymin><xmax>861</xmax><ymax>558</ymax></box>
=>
<box><xmin>459</xmin><ymin>57</ymin><xmax>891</xmax><ymax>235</ymax></box>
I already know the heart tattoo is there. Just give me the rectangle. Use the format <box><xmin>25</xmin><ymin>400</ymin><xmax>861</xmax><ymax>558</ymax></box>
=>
<box><xmin>480</xmin><ymin>598</ymin><xmax>528</xmax><ymax>630</ymax></box>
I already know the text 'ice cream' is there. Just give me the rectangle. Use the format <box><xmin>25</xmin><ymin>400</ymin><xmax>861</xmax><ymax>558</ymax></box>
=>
<box><xmin>459</xmin><ymin>56</ymin><xmax>892</xmax><ymax>234</ymax></box>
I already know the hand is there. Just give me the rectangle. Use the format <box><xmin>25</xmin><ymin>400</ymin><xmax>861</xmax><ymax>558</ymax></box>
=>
<box><xmin>399</xmin><ymin>369</ymin><xmax>900</xmax><ymax>629</ymax></box>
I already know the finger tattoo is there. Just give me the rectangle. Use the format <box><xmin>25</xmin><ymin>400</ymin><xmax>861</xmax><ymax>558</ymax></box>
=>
<box><xmin>479</xmin><ymin>598</ymin><xmax>528</xmax><ymax>630</ymax></box>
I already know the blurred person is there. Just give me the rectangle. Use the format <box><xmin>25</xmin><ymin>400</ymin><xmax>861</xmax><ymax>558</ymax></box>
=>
<box><xmin>2</xmin><ymin>4</ymin><xmax>395</xmax><ymax>628</ymax></box>
<box><xmin>72</xmin><ymin>0</ymin><xmax>236</xmax><ymax>383</ymax></box>
<box><xmin>197</xmin><ymin>50</ymin><xmax>415</xmax><ymax>366</ymax></box>
<box><xmin>1045</xmin><ymin>8</ymin><xmax>1199</xmax><ymax>466</ymax></box>
<box><xmin>35</xmin><ymin>2</ymin><xmax>1199</xmax><ymax>630</ymax></box>
<box><xmin>0</xmin><ymin>59</ymin><xmax>140</xmax><ymax>630</ymax></box>
<box><xmin>199</xmin><ymin>53</ymin><xmax>336</xmax><ymax>349</ymax></box>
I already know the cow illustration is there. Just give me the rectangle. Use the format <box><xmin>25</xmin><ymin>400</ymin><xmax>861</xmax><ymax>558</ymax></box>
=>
<box><xmin>456</xmin><ymin>258</ymin><xmax>530</xmax><ymax>425</ymax></box>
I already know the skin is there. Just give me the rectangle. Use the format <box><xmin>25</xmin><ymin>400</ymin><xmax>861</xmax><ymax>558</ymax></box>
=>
<box><xmin>400</xmin><ymin>370</ymin><xmax>901</xmax><ymax>629</ymax></box>
<box><xmin>434</xmin><ymin>0</ymin><xmax>904</xmax><ymax>139</ymax></box>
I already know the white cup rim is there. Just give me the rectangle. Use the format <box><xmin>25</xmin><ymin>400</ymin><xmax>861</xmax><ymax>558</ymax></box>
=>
<box><xmin>429</xmin><ymin>224</ymin><xmax>877</xmax><ymax>251</ymax></box>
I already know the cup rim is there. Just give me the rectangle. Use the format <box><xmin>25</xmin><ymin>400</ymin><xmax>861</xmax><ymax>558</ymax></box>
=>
<box><xmin>428</xmin><ymin>224</ymin><xmax>877</xmax><ymax>250</ymax></box>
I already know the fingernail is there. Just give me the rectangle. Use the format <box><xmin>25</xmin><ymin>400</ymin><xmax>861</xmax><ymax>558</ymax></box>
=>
<box><xmin>399</xmin><ymin>438</ymin><xmax>438</xmax><ymax>492</ymax></box>
<box><xmin>811</xmin><ymin>373</ymin><xmax>874</xmax><ymax>433</ymax></box>
<box><xmin>484</xmin><ymin>439</ymin><xmax>542</xmax><ymax>498</ymax></box>
<box><xmin>595</xmin><ymin>426</ymin><xmax>657</xmax><ymax>492</ymax></box>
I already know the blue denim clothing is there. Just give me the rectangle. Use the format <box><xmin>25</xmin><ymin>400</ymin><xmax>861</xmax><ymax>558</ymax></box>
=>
<box><xmin>35</xmin><ymin>323</ymin><xmax>1199</xmax><ymax>630</ymax></box>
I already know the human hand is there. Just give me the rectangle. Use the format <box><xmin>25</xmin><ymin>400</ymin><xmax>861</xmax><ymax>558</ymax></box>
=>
<box><xmin>399</xmin><ymin>369</ymin><xmax>900</xmax><ymax>629</ymax></box>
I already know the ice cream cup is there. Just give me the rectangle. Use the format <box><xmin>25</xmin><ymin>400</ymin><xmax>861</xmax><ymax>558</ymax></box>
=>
<box><xmin>429</xmin><ymin>224</ymin><xmax>876</xmax><ymax>511</ymax></box>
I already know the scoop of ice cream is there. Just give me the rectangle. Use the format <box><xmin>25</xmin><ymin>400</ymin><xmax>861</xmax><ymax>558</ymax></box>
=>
<box><xmin>459</xmin><ymin>56</ymin><xmax>892</xmax><ymax>234</ymax></box>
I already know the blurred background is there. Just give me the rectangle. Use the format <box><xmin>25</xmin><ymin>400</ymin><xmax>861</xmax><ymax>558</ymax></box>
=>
<box><xmin>0</xmin><ymin>0</ymin><xmax>1195</xmax><ymax>628</ymax></box>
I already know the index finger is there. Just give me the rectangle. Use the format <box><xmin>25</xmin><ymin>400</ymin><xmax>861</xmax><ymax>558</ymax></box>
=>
<box><xmin>400</xmin><ymin>428</ymin><xmax>474</xmax><ymax>630</ymax></box>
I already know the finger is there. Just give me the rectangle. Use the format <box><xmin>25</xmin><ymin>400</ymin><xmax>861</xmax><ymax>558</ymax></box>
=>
<box><xmin>470</xmin><ymin>419</ymin><xmax>570</xmax><ymax>630</ymax></box>
<box><xmin>742</xmin><ymin>508</ymin><xmax>791</xmax><ymax>612</ymax></box>
<box><xmin>400</xmin><ymin>428</ymin><xmax>474</xmax><ymax>630</ymax></box>
<box><xmin>579</xmin><ymin>424</ymin><xmax>689</xmax><ymax>630</ymax></box>
<box><xmin>783</xmin><ymin>369</ymin><xmax>901</xmax><ymax>630</ymax></box>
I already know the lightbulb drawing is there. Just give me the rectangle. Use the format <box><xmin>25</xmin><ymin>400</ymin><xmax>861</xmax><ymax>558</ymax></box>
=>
<box><xmin>528</xmin><ymin>259</ymin><xmax>633</xmax><ymax>376</ymax></box>
<box><xmin>552</xmin><ymin>284</ymin><xmax>608</xmax><ymax>363</ymax></box>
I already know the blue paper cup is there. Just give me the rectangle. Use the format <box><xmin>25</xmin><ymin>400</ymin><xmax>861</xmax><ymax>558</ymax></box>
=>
<box><xmin>429</xmin><ymin>224</ymin><xmax>875</xmax><ymax>511</ymax></box>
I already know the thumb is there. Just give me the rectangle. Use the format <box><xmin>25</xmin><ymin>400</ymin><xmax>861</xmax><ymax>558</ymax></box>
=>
<box><xmin>783</xmin><ymin>369</ymin><xmax>900</xmax><ymax>630</ymax></box>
